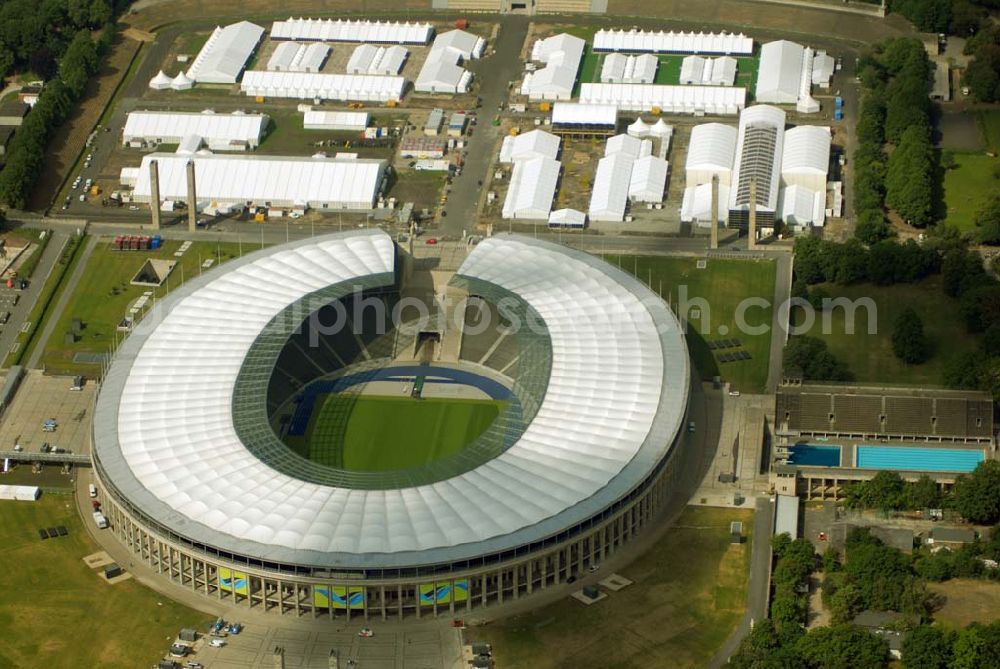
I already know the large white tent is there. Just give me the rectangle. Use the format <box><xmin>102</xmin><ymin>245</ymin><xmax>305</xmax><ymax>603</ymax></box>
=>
<box><xmin>551</xmin><ymin>102</ymin><xmax>619</xmax><ymax>130</ymax></box>
<box><xmin>781</xmin><ymin>125</ymin><xmax>831</xmax><ymax>192</ymax></box>
<box><xmin>778</xmin><ymin>184</ymin><xmax>826</xmax><ymax>227</ymax></box>
<box><xmin>0</xmin><ymin>485</ymin><xmax>40</xmax><ymax>501</ymax></box>
<box><xmin>600</xmin><ymin>53</ymin><xmax>658</xmax><ymax>84</ymax></box>
<box><xmin>270</xmin><ymin>18</ymin><xmax>433</xmax><ymax>44</ymax></box>
<box><xmin>302</xmin><ymin>110</ymin><xmax>369</xmax><ymax>131</ymax></box>
<box><xmin>756</xmin><ymin>39</ymin><xmax>827</xmax><ymax>111</ymax></box>
<box><xmin>578</xmin><ymin>83</ymin><xmax>745</xmax><ymax>115</ymax></box>
<box><xmin>685</xmin><ymin>122</ymin><xmax>738</xmax><ymax>186</ymax></box>
<box><xmin>593</xmin><ymin>29</ymin><xmax>753</xmax><ymax>55</ymax></box>
<box><xmin>415</xmin><ymin>29</ymin><xmax>484</xmax><ymax>94</ymax></box>
<box><xmin>131</xmin><ymin>153</ymin><xmax>387</xmax><ymax>210</ymax></box>
<box><xmin>681</xmin><ymin>181</ymin><xmax>731</xmax><ymax>225</ymax></box>
<box><xmin>499</xmin><ymin>129</ymin><xmax>561</xmax><ymax>163</ymax></box>
<box><xmin>186</xmin><ymin>21</ymin><xmax>264</xmax><ymax>84</ymax></box>
<box><xmin>240</xmin><ymin>71</ymin><xmax>405</xmax><ymax>101</ymax></box>
<box><xmin>629</xmin><ymin>155</ymin><xmax>668</xmax><ymax>203</ymax></box>
<box><xmin>122</xmin><ymin>111</ymin><xmax>269</xmax><ymax>150</ymax></box>
<box><xmin>728</xmin><ymin>104</ymin><xmax>787</xmax><ymax>214</ymax></box>
<box><xmin>589</xmin><ymin>152</ymin><xmax>634</xmax><ymax>222</ymax></box>
<box><xmin>679</xmin><ymin>55</ymin><xmax>737</xmax><ymax>86</ymax></box>
<box><xmin>346</xmin><ymin>44</ymin><xmax>408</xmax><ymax>75</ymax></box>
<box><xmin>267</xmin><ymin>42</ymin><xmax>330</xmax><ymax>73</ymax></box>
<box><xmin>502</xmin><ymin>156</ymin><xmax>561</xmax><ymax>220</ymax></box>
<box><xmin>605</xmin><ymin>133</ymin><xmax>649</xmax><ymax>159</ymax></box>
<box><xmin>548</xmin><ymin>208</ymin><xmax>586</xmax><ymax>228</ymax></box>
<box><xmin>521</xmin><ymin>33</ymin><xmax>584</xmax><ymax>101</ymax></box>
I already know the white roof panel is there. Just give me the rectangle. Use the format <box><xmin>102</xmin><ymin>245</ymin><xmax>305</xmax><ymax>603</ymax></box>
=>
<box><xmin>302</xmin><ymin>110</ymin><xmax>369</xmax><ymax>130</ymax></box>
<box><xmin>781</xmin><ymin>125</ymin><xmax>830</xmax><ymax>176</ymax></box>
<box><xmin>551</xmin><ymin>102</ymin><xmax>618</xmax><ymax>126</ymax></box>
<box><xmin>271</xmin><ymin>18</ymin><xmax>433</xmax><ymax>44</ymax></box>
<box><xmin>240</xmin><ymin>70</ymin><xmax>405</xmax><ymax>101</ymax></box>
<box><xmin>522</xmin><ymin>33</ymin><xmax>584</xmax><ymax>101</ymax></box>
<box><xmin>123</xmin><ymin>111</ymin><xmax>268</xmax><ymax>144</ymax></box>
<box><xmin>681</xmin><ymin>182</ymin><xmax>731</xmax><ymax>224</ymax></box>
<box><xmin>578</xmin><ymin>83</ymin><xmax>745</xmax><ymax>115</ymax></box>
<box><xmin>629</xmin><ymin>155</ymin><xmax>668</xmax><ymax>202</ymax></box>
<box><xmin>589</xmin><ymin>152</ymin><xmax>634</xmax><ymax>221</ymax></box>
<box><xmin>685</xmin><ymin>122</ymin><xmax>738</xmax><ymax>177</ymax></box>
<box><xmin>756</xmin><ymin>40</ymin><xmax>805</xmax><ymax>104</ymax></box>
<box><xmin>499</xmin><ymin>130</ymin><xmax>561</xmax><ymax>163</ymax></box>
<box><xmin>502</xmin><ymin>156</ymin><xmax>560</xmax><ymax>219</ymax></box>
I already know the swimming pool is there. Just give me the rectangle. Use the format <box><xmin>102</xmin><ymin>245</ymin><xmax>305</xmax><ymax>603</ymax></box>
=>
<box><xmin>787</xmin><ymin>444</ymin><xmax>842</xmax><ymax>467</ymax></box>
<box><xmin>856</xmin><ymin>446</ymin><xmax>985</xmax><ymax>473</ymax></box>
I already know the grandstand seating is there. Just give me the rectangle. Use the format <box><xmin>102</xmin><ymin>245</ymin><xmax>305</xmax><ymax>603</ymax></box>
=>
<box><xmin>459</xmin><ymin>297</ymin><xmax>520</xmax><ymax>375</ymax></box>
<box><xmin>832</xmin><ymin>395</ymin><xmax>881</xmax><ymax>434</ymax></box>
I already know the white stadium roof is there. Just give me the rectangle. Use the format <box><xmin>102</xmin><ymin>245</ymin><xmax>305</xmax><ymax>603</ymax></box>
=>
<box><xmin>685</xmin><ymin>122</ymin><xmax>738</xmax><ymax>185</ymax></box>
<box><xmin>93</xmin><ymin>231</ymin><xmax>688</xmax><ymax>567</ymax></box>
<box><xmin>578</xmin><ymin>83</ymin><xmax>745</xmax><ymax>115</ymax></box>
<box><xmin>502</xmin><ymin>156</ymin><xmax>561</xmax><ymax>219</ymax></box>
<box><xmin>302</xmin><ymin>110</ymin><xmax>369</xmax><ymax>131</ymax></box>
<box><xmin>131</xmin><ymin>153</ymin><xmax>386</xmax><ymax>210</ymax></box>
<box><xmin>593</xmin><ymin>29</ymin><xmax>753</xmax><ymax>55</ymax></box>
<box><xmin>186</xmin><ymin>21</ymin><xmax>264</xmax><ymax>84</ymax></box>
<box><xmin>240</xmin><ymin>71</ymin><xmax>405</xmax><ymax>102</ymax></box>
<box><xmin>499</xmin><ymin>129</ymin><xmax>561</xmax><ymax>163</ymax></box>
<box><xmin>267</xmin><ymin>42</ymin><xmax>330</xmax><ymax>73</ymax></box>
<box><xmin>270</xmin><ymin>18</ymin><xmax>433</xmax><ymax>44</ymax></box>
<box><xmin>551</xmin><ymin>102</ymin><xmax>618</xmax><ymax>127</ymax></box>
<box><xmin>521</xmin><ymin>34</ymin><xmax>584</xmax><ymax>101</ymax></box>
<box><xmin>122</xmin><ymin>111</ymin><xmax>268</xmax><ymax>147</ymax></box>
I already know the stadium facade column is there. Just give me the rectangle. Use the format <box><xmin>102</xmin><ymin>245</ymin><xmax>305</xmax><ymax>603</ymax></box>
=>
<box><xmin>481</xmin><ymin>575</ymin><xmax>488</xmax><ymax>607</ymax></box>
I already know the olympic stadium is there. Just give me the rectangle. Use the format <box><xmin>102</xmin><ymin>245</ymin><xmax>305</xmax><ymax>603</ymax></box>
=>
<box><xmin>91</xmin><ymin>230</ymin><xmax>691</xmax><ymax>619</ymax></box>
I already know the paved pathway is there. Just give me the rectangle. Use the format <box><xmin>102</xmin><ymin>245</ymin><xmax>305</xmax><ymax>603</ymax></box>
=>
<box><xmin>26</xmin><ymin>234</ymin><xmax>99</xmax><ymax>369</ymax></box>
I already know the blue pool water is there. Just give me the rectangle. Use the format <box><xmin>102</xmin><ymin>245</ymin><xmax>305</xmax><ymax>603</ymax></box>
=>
<box><xmin>856</xmin><ymin>446</ymin><xmax>985</xmax><ymax>473</ymax></box>
<box><xmin>788</xmin><ymin>444</ymin><xmax>841</xmax><ymax>467</ymax></box>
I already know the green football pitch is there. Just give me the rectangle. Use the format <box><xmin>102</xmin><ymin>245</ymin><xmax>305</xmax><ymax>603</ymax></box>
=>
<box><xmin>300</xmin><ymin>394</ymin><xmax>505</xmax><ymax>471</ymax></box>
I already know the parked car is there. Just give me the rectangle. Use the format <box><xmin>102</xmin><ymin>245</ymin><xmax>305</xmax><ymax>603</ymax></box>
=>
<box><xmin>209</xmin><ymin>638</ymin><xmax>226</xmax><ymax>648</ymax></box>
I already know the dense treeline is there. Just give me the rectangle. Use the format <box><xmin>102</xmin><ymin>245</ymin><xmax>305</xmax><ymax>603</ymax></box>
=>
<box><xmin>963</xmin><ymin>24</ymin><xmax>1000</xmax><ymax>102</ymax></box>
<box><xmin>0</xmin><ymin>26</ymin><xmax>113</xmax><ymax>208</ymax></box>
<box><xmin>854</xmin><ymin>38</ymin><xmax>935</xmax><ymax>242</ymax></box>
<box><xmin>794</xmin><ymin>236</ymin><xmax>940</xmax><ymax>287</ymax></box>
<box><xmin>769</xmin><ymin>536</ymin><xmax>818</xmax><ymax>632</ymax></box>
<box><xmin>0</xmin><ymin>0</ymin><xmax>118</xmax><ymax>80</ymax></box>
<box><xmin>903</xmin><ymin>621</ymin><xmax>1000</xmax><ymax>669</ymax></box>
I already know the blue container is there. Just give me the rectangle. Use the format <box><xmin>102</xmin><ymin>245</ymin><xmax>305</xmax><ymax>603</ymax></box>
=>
<box><xmin>150</xmin><ymin>235</ymin><xmax>162</xmax><ymax>250</ymax></box>
<box><xmin>835</xmin><ymin>96</ymin><xmax>843</xmax><ymax>108</ymax></box>
<box><xmin>834</xmin><ymin>110</ymin><xmax>843</xmax><ymax>121</ymax></box>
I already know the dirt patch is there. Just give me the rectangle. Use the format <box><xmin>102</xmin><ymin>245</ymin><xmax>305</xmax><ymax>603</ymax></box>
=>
<box><xmin>937</xmin><ymin>111</ymin><xmax>984</xmax><ymax>151</ymax></box>
<box><xmin>930</xmin><ymin>579</ymin><xmax>1000</xmax><ymax>628</ymax></box>
<box><xmin>28</xmin><ymin>34</ymin><xmax>142</xmax><ymax>211</ymax></box>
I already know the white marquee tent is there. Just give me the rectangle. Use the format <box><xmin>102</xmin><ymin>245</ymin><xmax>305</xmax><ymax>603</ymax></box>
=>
<box><xmin>778</xmin><ymin>184</ymin><xmax>826</xmax><ymax>227</ymax></box>
<box><xmin>685</xmin><ymin>122</ymin><xmax>738</xmax><ymax>186</ymax></box>
<box><xmin>302</xmin><ymin>110</ymin><xmax>369</xmax><ymax>131</ymax></box>
<box><xmin>551</xmin><ymin>102</ymin><xmax>619</xmax><ymax>128</ymax></box>
<box><xmin>679</xmin><ymin>55</ymin><xmax>737</xmax><ymax>86</ymax></box>
<box><xmin>589</xmin><ymin>152</ymin><xmax>634</xmax><ymax>222</ymax></box>
<box><xmin>346</xmin><ymin>44</ymin><xmax>408</xmax><ymax>75</ymax></box>
<box><xmin>122</xmin><ymin>111</ymin><xmax>269</xmax><ymax>150</ymax></box>
<box><xmin>600</xmin><ymin>53</ymin><xmax>658</xmax><ymax>84</ymax></box>
<box><xmin>414</xmin><ymin>30</ymin><xmax>484</xmax><ymax>94</ymax></box>
<box><xmin>548</xmin><ymin>208</ymin><xmax>586</xmax><ymax>228</ymax></box>
<box><xmin>521</xmin><ymin>33</ymin><xmax>584</xmax><ymax>101</ymax></box>
<box><xmin>629</xmin><ymin>155</ymin><xmax>669</xmax><ymax>203</ymax></box>
<box><xmin>681</xmin><ymin>181</ymin><xmax>731</xmax><ymax>225</ymax></box>
<box><xmin>240</xmin><ymin>71</ymin><xmax>405</xmax><ymax>101</ymax></box>
<box><xmin>593</xmin><ymin>29</ymin><xmax>753</xmax><ymax>55</ymax></box>
<box><xmin>499</xmin><ymin>129</ymin><xmax>561</xmax><ymax>163</ymax></box>
<box><xmin>267</xmin><ymin>42</ymin><xmax>330</xmax><ymax>73</ymax></box>
<box><xmin>756</xmin><ymin>40</ymin><xmax>805</xmax><ymax>104</ymax></box>
<box><xmin>270</xmin><ymin>18</ymin><xmax>433</xmax><ymax>44</ymax></box>
<box><xmin>186</xmin><ymin>21</ymin><xmax>264</xmax><ymax>84</ymax></box>
<box><xmin>579</xmin><ymin>83</ymin><xmax>745</xmax><ymax>115</ymax></box>
<box><xmin>131</xmin><ymin>153</ymin><xmax>387</xmax><ymax>210</ymax></box>
<box><xmin>502</xmin><ymin>156</ymin><xmax>561</xmax><ymax>220</ymax></box>
<box><xmin>149</xmin><ymin>70</ymin><xmax>172</xmax><ymax>90</ymax></box>
<box><xmin>781</xmin><ymin>125</ymin><xmax>831</xmax><ymax>191</ymax></box>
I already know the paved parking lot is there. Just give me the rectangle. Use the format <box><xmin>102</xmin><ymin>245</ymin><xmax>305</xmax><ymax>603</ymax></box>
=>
<box><xmin>180</xmin><ymin>625</ymin><xmax>461</xmax><ymax>669</ymax></box>
<box><xmin>0</xmin><ymin>370</ymin><xmax>96</xmax><ymax>454</ymax></box>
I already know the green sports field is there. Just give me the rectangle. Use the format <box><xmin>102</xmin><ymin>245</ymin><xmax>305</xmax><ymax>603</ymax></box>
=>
<box><xmin>301</xmin><ymin>394</ymin><xmax>504</xmax><ymax>471</ymax></box>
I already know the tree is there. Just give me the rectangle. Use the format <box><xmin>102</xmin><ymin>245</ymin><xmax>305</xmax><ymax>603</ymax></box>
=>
<box><xmin>965</xmin><ymin>44</ymin><xmax>1000</xmax><ymax>102</ymax></box>
<box><xmin>901</xmin><ymin>624</ymin><xmax>953</xmax><ymax>669</ymax></box>
<box><xmin>856</xmin><ymin>209</ymin><xmax>894</xmax><ymax>244</ymax></box>
<box><xmin>952</xmin><ymin>460</ymin><xmax>1000</xmax><ymax>524</ymax></box>
<box><xmin>892</xmin><ymin>307</ymin><xmax>930</xmax><ymax>364</ymax></box>
<box><xmin>795</xmin><ymin>624</ymin><xmax>889</xmax><ymax>669</ymax></box>
<box><xmin>982</xmin><ymin>324</ymin><xmax>1000</xmax><ymax>356</ymax></box>
<box><xmin>906</xmin><ymin>475</ymin><xmax>941</xmax><ymax>509</ymax></box>
<box><xmin>784</xmin><ymin>336</ymin><xmax>853</xmax><ymax>382</ymax></box>
<box><xmin>942</xmin><ymin>248</ymin><xmax>989</xmax><ymax>298</ymax></box>
<box><xmin>886</xmin><ymin>125</ymin><xmax>934</xmax><ymax>227</ymax></box>
<box><xmin>975</xmin><ymin>194</ymin><xmax>1000</xmax><ymax>245</ymax></box>
<box><xmin>951</xmin><ymin>624</ymin><xmax>986</xmax><ymax>669</ymax></box>
<box><xmin>729</xmin><ymin>619</ymin><xmax>804</xmax><ymax>669</ymax></box>
<box><xmin>828</xmin><ymin>582</ymin><xmax>864</xmax><ymax>624</ymax></box>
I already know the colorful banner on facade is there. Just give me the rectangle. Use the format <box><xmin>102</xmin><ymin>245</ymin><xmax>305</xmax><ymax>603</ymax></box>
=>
<box><xmin>314</xmin><ymin>585</ymin><xmax>365</xmax><ymax>609</ymax></box>
<box><xmin>418</xmin><ymin>580</ymin><xmax>469</xmax><ymax>605</ymax></box>
<box><xmin>218</xmin><ymin>567</ymin><xmax>249</xmax><ymax>595</ymax></box>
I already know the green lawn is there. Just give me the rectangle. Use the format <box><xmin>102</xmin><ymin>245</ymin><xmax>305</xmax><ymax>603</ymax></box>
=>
<box><xmin>40</xmin><ymin>238</ymin><xmax>247</xmax><ymax>375</ymax></box>
<box><xmin>977</xmin><ymin>110</ymin><xmax>1000</xmax><ymax>153</ymax></box>
<box><xmin>607</xmin><ymin>255</ymin><xmax>776</xmax><ymax>392</ymax></box>
<box><xmin>577</xmin><ymin>51</ymin><xmax>758</xmax><ymax>89</ymax></box>
<box><xmin>799</xmin><ymin>277</ymin><xmax>977</xmax><ymax>386</ymax></box>
<box><xmin>942</xmin><ymin>152</ymin><xmax>999</xmax><ymax>232</ymax></box>
<box><xmin>0</xmin><ymin>495</ymin><xmax>208</xmax><ymax>668</ymax></box>
<box><xmin>303</xmin><ymin>394</ymin><xmax>504</xmax><ymax>471</ymax></box>
<box><xmin>467</xmin><ymin>506</ymin><xmax>753</xmax><ymax>669</ymax></box>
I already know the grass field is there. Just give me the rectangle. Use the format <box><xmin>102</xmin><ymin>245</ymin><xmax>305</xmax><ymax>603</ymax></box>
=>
<box><xmin>0</xmin><ymin>495</ymin><xmax>208</xmax><ymax>668</ymax></box>
<box><xmin>942</xmin><ymin>152</ymin><xmax>999</xmax><ymax>233</ymax></box>
<box><xmin>607</xmin><ymin>255</ymin><xmax>776</xmax><ymax>392</ymax></box>
<box><xmin>577</xmin><ymin>51</ymin><xmax>759</xmax><ymax>90</ymax></box>
<box><xmin>977</xmin><ymin>110</ymin><xmax>1000</xmax><ymax>153</ymax></box>
<box><xmin>930</xmin><ymin>579</ymin><xmax>1000</xmax><ymax>628</ymax></box>
<box><xmin>798</xmin><ymin>277</ymin><xmax>976</xmax><ymax>386</ymax></box>
<box><xmin>467</xmin><ymin>506</ymin><xmax>752</xmax><ymax>669</ymax></box>
<box><xmin>301</xmin><ymin>394</ymin><xmax>503</xmax><ymax>471</ymax></box>
<box><xmin>39</xmin><ymin>239</ymin><xmax>247</xmax><ymax>375</ymax></box>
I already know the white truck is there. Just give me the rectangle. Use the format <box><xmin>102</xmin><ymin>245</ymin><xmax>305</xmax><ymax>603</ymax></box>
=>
<box><xmin>92</xmin><ymin>511</ymin><xmax>108</xmax><ymax>529</ymax></box>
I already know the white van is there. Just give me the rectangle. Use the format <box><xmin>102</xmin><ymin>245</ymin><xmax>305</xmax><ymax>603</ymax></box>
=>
<box><xmin>209</xmin><ymin>639</ymin><xmax>226</xmax><ymax>648</ymax></box>
<box><xmin>88</xmin><ymin>484</ymin><xmax>97</xmax><ymax>498</ymax></box>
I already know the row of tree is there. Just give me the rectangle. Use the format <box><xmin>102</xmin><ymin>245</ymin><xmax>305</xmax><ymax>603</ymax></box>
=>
<box><xmin>769</xmin><ymin>536</ymin><xmax>818</xmax><ymax>632</ymax></box>
<box><xmin>845</xmin><ymin>461</ymin><xmax>1000</xmax><ymax>525</ymax></box>
<box><xmin>903</xmin><ymin>621</ymin><xmax>1000</xmax><ymax>669</ymax></box>
<box><xmin>0</xmin><ymin>27</ymin><xmax>111</xmax><ymax>209</ymax></box>
<box><xmin>730</xmin><ymin>619</ymin><xmax>890</xmax><ymax>669</ymax></box>
<box><xmin>854</xmin><ymin>38</ymin><xmax>936</xmax><ymax>242</ymax></box>
<box><xmin>794</xmin><ymin>236</ymin><xmax>940</xmax><ymax>287</ymax></box>
<box><xmin>962</xmin><ymin>24</ymin><xmax>1000</xmax><ymax>103</ymax></box>
<box><xmin>0</xmin><ymin>0</ymin><xmax>116</xmax><ymax>81</ymax></box>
